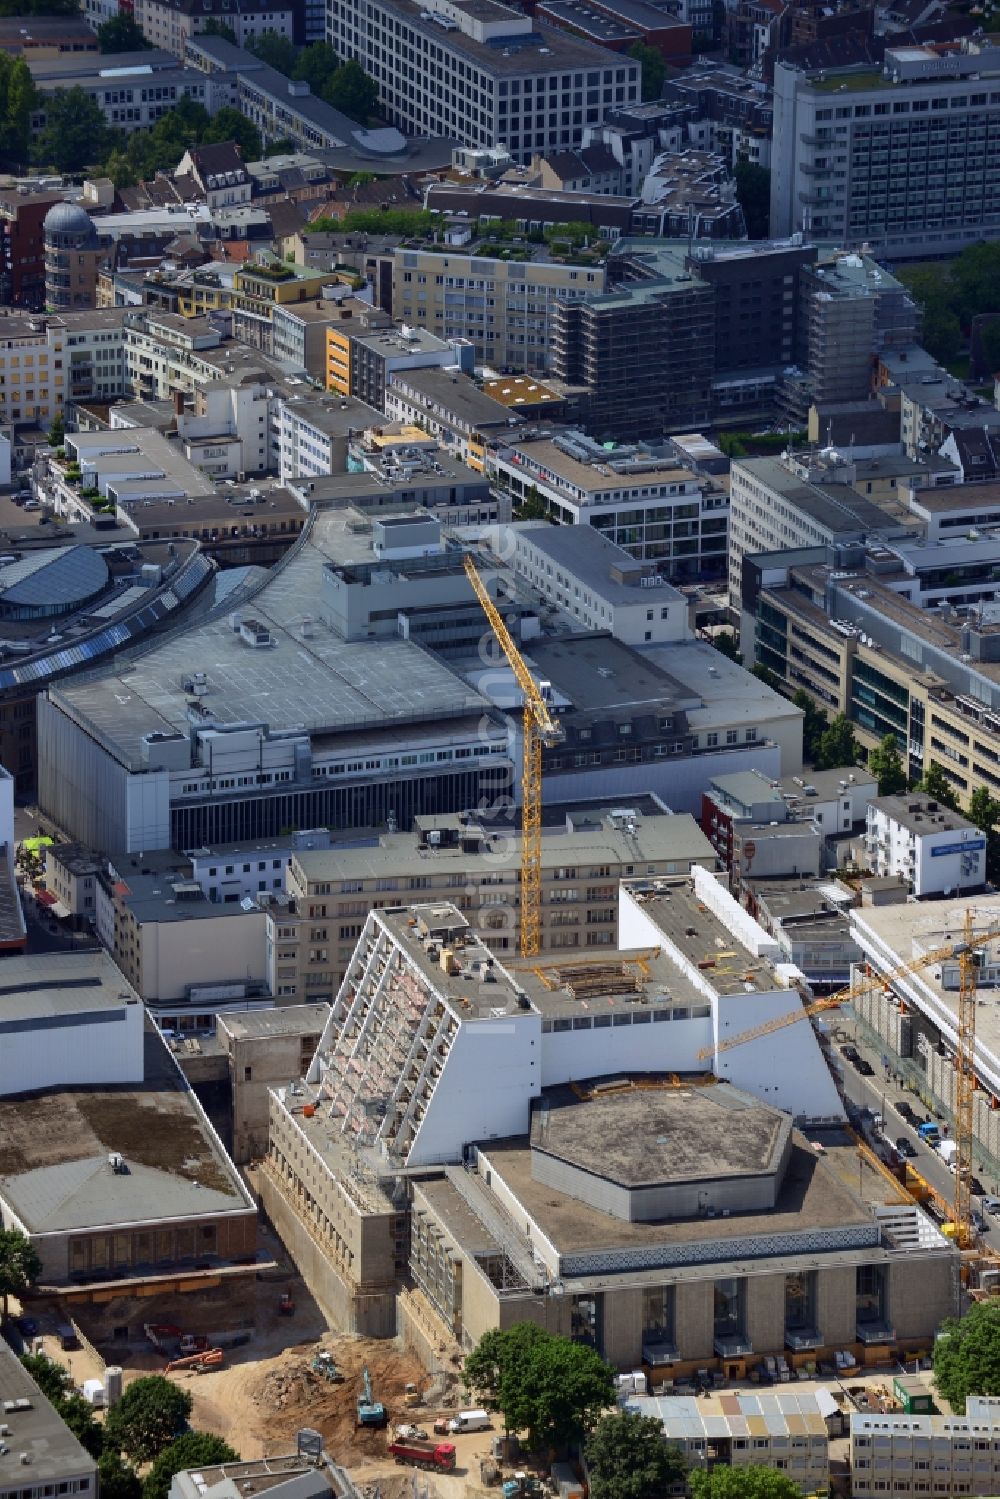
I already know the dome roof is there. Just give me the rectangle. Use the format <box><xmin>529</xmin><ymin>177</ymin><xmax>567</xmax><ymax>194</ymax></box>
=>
<box><xmin>0</xmin><ymin>545</ymin><xmax>109</xmax><ymax>616</ymax></box>
<box><xmin>43</xmin><ymin>201</ymin><xmax>97</xmax><ymax>242</ymax></box>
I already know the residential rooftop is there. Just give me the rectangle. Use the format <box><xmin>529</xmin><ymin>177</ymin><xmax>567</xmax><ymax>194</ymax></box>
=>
<box><xmin>389</xmin><ymin>366</ymin><xmax>516</xmax><ymax>429</ymax></box>
<box><xmin>871</xmin><ymin>794</ymin><xmax>978</xmax><ymax>838</ymax></box>
<box><xmin>216</xmin><ymin>1004</ymin><xmax>330</xmax><ymax>1042</ymax></box>
<box><xmin>0</xmin><ymin>1339</ymin><xmax>97</xmax><ymax>1487</ymax></box>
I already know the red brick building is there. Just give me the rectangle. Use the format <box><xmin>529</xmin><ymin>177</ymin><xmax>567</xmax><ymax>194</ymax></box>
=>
<box><xmin>0</xmin><ymin>190</ymin><xmax>66</xmax><ymax>310</ymax></box>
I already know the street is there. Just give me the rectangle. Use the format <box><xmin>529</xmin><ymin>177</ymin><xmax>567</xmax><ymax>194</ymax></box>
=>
<box><xmin>831</xmin><ymin>1016</ymin><xmax>1000</xmax><ymax>1251</ymax></box>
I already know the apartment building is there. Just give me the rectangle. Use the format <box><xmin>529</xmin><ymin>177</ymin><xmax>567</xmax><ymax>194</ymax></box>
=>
<box><xmin>490</xmin><ymin>428</ymin><xmax>728</xmax><ymax>580</ymax></box>
<box><xmin>275</xmin><ymin>394</ymin><xmax>383</xmax><ymax>482</ymax></box>
<box><xmin>266</xmin><ymin>802</ymin><xmax>717</xmax><ymax>999</ymax></box>
<box><xmin>0</xmin><ymin>189</ymin><xmax>66</xmax><ymax>311</ymax></box>
<box><xmin>391</xmin><ymin>245</ymin><xmax>605</xmax><ymax>371</ymax></box>
<box><xmin>327</xmin><ymin>0</ymin><xmax>639</xmax><ymax>160</ymax></box>
<box><xmin>135</xmin><ymin>0</ymin><xmax>295</xmax><ymax>60</ymax></box>
<box><xmin>43</xmin><ymin>200</ymin><xmax>104</xmax><ymax>311</ymax></box>
<box><xmin>326</xmin><ymin>308</ymin><xmax>461</xmax><ymax>408</ymax></box>
<box><xmin>271</xmin><ymin>301</ymin><xmax>347</xmax><ymax>380</ymax></box>
<box><xmin>770</xmin><ymin>39</ymin><xmax>1000</xmax><ymax>256</ymax></box>
<box><xmin>231</xmin><ymin>262</ymin><xmax>342</xmax><ymax>356</ymax></box>
<box><xmin>383</xmin><ymin>367</ymin><xmax>518</xmax><ymax>471</ymax></box>
<box><xmin>865</xmin><ymin>796</ymin><xmax>986</xmax><ymax>898</ymax></box>
<box><xmin>852</xmin><ymin>1399</ymin><xmax>1000</xmax><ymax>1498</ymax></box>
<box><xmin>0</xmin><ymin>308</ymin><xmax>127</xmax><ymax>426</ymax></box>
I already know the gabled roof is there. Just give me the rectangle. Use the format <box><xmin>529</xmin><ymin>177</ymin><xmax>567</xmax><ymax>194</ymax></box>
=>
<box><xmin>185</xmin><ymin>141</ymin><xmax>249</xmax><ymax>192</ymax></box>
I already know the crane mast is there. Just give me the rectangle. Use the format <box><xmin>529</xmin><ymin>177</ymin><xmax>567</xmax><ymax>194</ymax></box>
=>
<box><xmin>464</xmin><ymin>554</ymin><xmax>563</xmax><ymax>957</ymax></box>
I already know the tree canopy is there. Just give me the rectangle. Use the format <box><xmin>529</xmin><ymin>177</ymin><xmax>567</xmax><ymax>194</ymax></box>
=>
<box><xmin>712</xmin><ymin>630</ymin><xmax>742</xmax><ymax>663</ymax></box>
<box><xmin>734</xmin><ymin>161</ymin><xmax>770</xmax><ymax>238</ymax></box>
<box><xmin>20</xmin><ymin>1357</ymin><xmax>103</xmax><ymax>1461</ymax></box>
<box><xmin>899</xmin><ymin>241</ymin><xmax>1000</xmax><ymax>367</ymax></box>
<box><xmin>814</xmin><ymin>712</ymin><xmax>858</xmax><ymax>771</ymax></box>
<box><xmin>247</xmin><ymin>35</ymin><xmax>379</xmax><ymax>123</ymax></box>
<box><xmin>97</xmin><ymin>15</ymin><xmax>152</xmax><ymax>51</ymax></box>
<box><xmin>144</xmin><ymin>1433</ymin><xmax>239</xmax><ymax>1499</ymax></box>
<box><xmin>463</xmin><ymin>1323</ymin><xmax>615</xmax><ymax>1449</ymax></box>
<box><xmin>585</xmin><ymin>1410</ymin><xmax>686</xmax><ymax>1499</ymax></box>
<box><xmin>919</xmin><ymin>761</ymin><xmax>960</xmax><ymax>810</ymax></box>
<box><xmin>201</xmin><ymin>16</ymin><xmax>237</xmax><ymax>41</ymax></box>
<box><xmin>247</xmin><ymin>29</ymin><xmax>300</xmax><ymax>75</ymax></box>
<box><xmin>199</xmin><ymin>105</ymin><xmax>261</xmax><ymax>161</ymax></box>
<box><xmin>934</xmin><ymin>1301</ymin><xmax>1000</xmax><ymax>1412</ymax></box>
<box><xmin>0</xmin><ymin>1229</ymin><xmax>41</xmax><ymax>1317</ymax></box>
<box><xmin>689</xmin><ymin>1468</ymin><xmax>804</xmax><ymax>1499</ymax></box>
<box><xmin>0</xmin><ymin>55</ymin><xmax>37</xmax><ymax>170</ymax></box>
<box><xmin>869</xmin><ymin>733</ymin><xmax>907</xmax><ymax>796</ymax></box>
<box><xmin>627</xmin><ymin>42</ymin><xmax>665</xmax><ymax>102</ymax></box>
<box><xmin>104</xmin><ymin>1377</ymin><xmax>193</xmax><ymax>1464</ymax></box>
<box><xmin>33</xmin><ymin>87</ymin><xmax>118</xmax><ymax>174</ymax></box>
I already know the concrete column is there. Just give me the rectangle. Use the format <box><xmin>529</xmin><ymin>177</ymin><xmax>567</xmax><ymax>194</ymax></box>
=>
<box><xmin>601</xmin><ymin>1287</ymin><xmax>642</xmax><ymax>1369</ymax></box>
<box><xmin>745</xmin><ymin>1272</ymin><xmax>785</xmax><ymax>1355</ymax></box>
<box><xmin>888</xmin><ymin>1256</ymin><xmax>958</xmax><ymax>1341</ymax></box>
<box><xmin>675</xmin><ymin>1280</ymin><xmax>715</xmax><ymax>1362</ymax></box>
<box><xmin>816</xmin><ymin>1263</ymin><xmax>856</xmax><ymax>1347</ymax></box>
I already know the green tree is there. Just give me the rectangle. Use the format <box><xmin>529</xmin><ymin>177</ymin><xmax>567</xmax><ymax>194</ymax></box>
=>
<box><xmin>868</xmin><ymin>733</ymin><xmax>907</xmax><ymax>796</ymax></box>
<box><xmin>934</xmin><ymin>1301</ymin><xmax>1000</xmax><ymax>1413</ymax></box>
<box><xmin>513</xmin><ymin>484</ymin><xmax>547</xmax><ymax>521</ymax></box>
<box><xmin>815</xmin><ymin>712</ymin><xmax>858</xmax><ymax>771</ymax></box>
<box><xmin>734</xmin><ymin>160</ymin><xmax>770</xmax><ymax>238</ymax></box>
<box><xmin>293</xmin><ymin>40</ymin><xmax>340</xmax><ymax>93</ymax></box>
<box><xmin>20</xmin><ymin>1354</ymin><xmax>71</xmax><ymax>1403</ymax></box>
<box><xmin>1</xmin><ymin>58</ymin><xmax>37</xmax><ymax>167</ymax></box>
<box><xmin>751</xmin><ymin>661</ymin><xmax>781</xmax><ymax>690</ymax></box>
<box><xmin>920</xmin><ymin>761</ymin><xmax>960</xmax><ymax>810</ymax></box>
<box><xmin>968</xmin><ymin>786</ymin><xmax>1000</xmax><ymax>884</ymax></box>
<box><xmin>949</xmin><ymin>241</ymin><xmax>1000</xmax><ymax>327</ymax></box>
<box><xmin>104</xmin><ymin>1377</ymin><xmax>193</xmax><ymax>1464</ymax></box>
<box><xmin>712</xmin><ymin>630</ymin><xmax>742</xmax><ymax>663</ymax></box>
<box><xmin>247</xmin><ymin>30</ymin><xmax>299</xmax><ymax>75</ymax></box>
<box><xmin>144</xmin><ymin>1433</ymin><xmax>238</xmax><ymax>1499</ymax></box>
<box><xmin>792</xmin><ymin>687</ymin><xmax>828</xmax><ymax>763</ymax></box>
<box><xmin>0</xmin><ymin>1229</ymin><xmax>41</xmax><ymax>1318</ymax></box>
<box><xmin>56</xmin><ymin>1392</ymin><xmax>105</xmax><ymax>1460</ymax></box>
<box><xmin>201</xmin><ymin>16</ymin><xmax>237</xmax><ymax>41</ymax></box>
<box><xmin>585</xmin><ymin>1410</ymin><xmax>686</xmax><ymax>1499</ymax></box>
<box><xmin>978</xmin><ymin>318</ymin><xmax>1000</xmax><ymax>378</ymax></box>
<box><xmin>689</xmin><ymin>1469</ymin><xmax>803</xmax><ymax>1499</ymax></box>
<box><xmin>97</xmin><ymin>15</ymin><xmax>152</xmax><ymax>51</ymax></box>
<box><xmin>99</xmin><ymin>1452</ymin><xmax>142</xmax><ymax>1499</ymax></box>
<box><xmin>324</xmin><ymin>58</ymin><xmax>379</xmax><ymax>123</ymax></box>
<box><xmin>922</xmin><ymin>304</ymin><xmax>963</xmax><ymax>365</ymax></box>
<box><xmin>47</xmin><ymin>411</ymin><xmax>65</xmax><ymax>447</ymax></box>
<box><xmin>463</xmin><ymin>1323</ymin><xmax>615</xmax><ymax>1448</ymax></box>
<box><xmin>33</xmin><ymin>87</ymin><xmax>118</xmax><ymax>173</ymax></box>
<box><xmin>200</xmin><ymin>106</ymin><xmax>261</xmax><ymax>162</ymax></box>
<box><xmin>627</xmin><ymin>41</ymin><xmax>665</xmax><ymax>102</ymax></box>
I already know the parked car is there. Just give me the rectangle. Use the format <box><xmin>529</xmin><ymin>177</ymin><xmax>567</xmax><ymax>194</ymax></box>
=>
<box><xmin>980</xmin><ymin>1195</ymin><xmax>1000</xmax><ymax>1217</ymax></box>
<box><xmin>896</xmin><ymin>1137</ymin><xmax>917</xmax><ymax>1158</ymax></box>
<box><xmin>841</xmin><ymin>1044</ymin><xmax>860</xmax><ymax>1063</ymax></box>
<box><xmin>896</xmin><ymin>1100</ymin><xmax>917</xmax><ymax>1123</ymax></box>
<box><xmin>857</xmin><ymin>1058</ymin><xmax>874</xmax><ymax>1076</ymax></box>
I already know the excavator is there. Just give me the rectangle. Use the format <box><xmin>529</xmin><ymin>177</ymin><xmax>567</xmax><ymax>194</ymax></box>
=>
<box><xmin>356</xmin><ymin>1365</ymin><xmax>387</xmax><ymax>1428</ymax></box>
<box><xmin>164</xmin><ymin>1347</ymin><xmax>225</xmax><ymax>1375</ymax></box>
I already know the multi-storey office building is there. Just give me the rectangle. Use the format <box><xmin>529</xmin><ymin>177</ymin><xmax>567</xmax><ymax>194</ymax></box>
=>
<box><xmin>770</xmin><ymin>39</ymin><xmax>1000</xmax><ymax>256</ymax></box>
<box><xmin>383</xmin><ymin>367</ymin><xmax>518</xmax><ymax>472</ymax></box>
<box><xmin>135</xmin><ymin>0</ymin><xmax>295</xmax><ymax>60</ymax></box>
<box><xmin>325</xmin><ymin>307</ymin><xmax>460</xmax><ymax>408</ymax></box>
<box><xmin>490</xmin><ymin>428</ymin><xmax>728</xmax><ymax>579</ymax></box>
<box><xmin>28</xmin><ymin>49</ymin><xmax>221</xmax><ymax>133</ymax></box>
<box><xmin>266</xmin><ymin>801</ymin><xmax>716</xmax><ymax>999</ymax></box>
<box><xmin>326</xmin><ymin>0</ymin><xmax>640</xmax><ymax>161</ymax></box>
<box><xmin>390</xmin><ymin>245</ymin><xmax>606</xmax><ymax>372</ymax></box>
<box><xmin>743</xmin><ymin>535</ymin><xmax>1000</xmax><ymax>803</ymax></box>
<box><xmin>0</xmin><ymin>1335</ymin><xmax>98</xmax><ymax>1499</ymax></box>
<box><xmin>37</xmin><ymin>510</ymin><xmax>509</xmax><ymax>854</ymax></box>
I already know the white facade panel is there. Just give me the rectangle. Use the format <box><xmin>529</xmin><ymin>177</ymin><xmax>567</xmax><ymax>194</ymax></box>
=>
<box><xmin>0</xmin><ymin>999</ymin><xmax>144</xmax><ymax>1097</ymax></box>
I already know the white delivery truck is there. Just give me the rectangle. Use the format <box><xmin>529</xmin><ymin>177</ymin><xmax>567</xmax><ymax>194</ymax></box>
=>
<box><xmin>448</xmin><ymin>1410</ymin><xmax>492</xmax><ymax>1433</ymax></box>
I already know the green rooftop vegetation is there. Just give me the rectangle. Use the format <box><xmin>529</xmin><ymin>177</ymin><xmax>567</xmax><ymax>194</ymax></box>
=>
<box><xmin>812</xmin><ymin>69</ymin><xmax>890</xmax><ymax>91</ymax></box>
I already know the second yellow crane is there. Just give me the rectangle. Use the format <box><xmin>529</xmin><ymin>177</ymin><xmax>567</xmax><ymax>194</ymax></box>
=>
<box><xmin>464</xmin><ymin>554</ymin><xmax>563</xmax><ymax>957</ymax></box>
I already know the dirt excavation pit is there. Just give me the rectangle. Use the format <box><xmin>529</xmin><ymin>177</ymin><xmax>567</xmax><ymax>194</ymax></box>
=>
<box><xmin>172</xmin><ymin>1330</ymin><xmax>462</xmax><ymax>1469</ymax></box>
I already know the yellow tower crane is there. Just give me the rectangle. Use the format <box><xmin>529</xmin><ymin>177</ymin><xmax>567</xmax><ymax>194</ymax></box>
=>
<box><xmin>464</xmin><ymin>554</ymin><xmax>564</xmax><ymax>957</ymax></box>
<box><xmin>698</xmin><ymin>913</ymin><xmax>1000</xmax><ymax>1251</ymax></box>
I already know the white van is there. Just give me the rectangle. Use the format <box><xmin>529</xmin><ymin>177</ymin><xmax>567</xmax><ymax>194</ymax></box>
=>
<box><xmin>448</xmin><ymin>1410</ymin><xmax>491</xmax><ymax>1433</ymax></box>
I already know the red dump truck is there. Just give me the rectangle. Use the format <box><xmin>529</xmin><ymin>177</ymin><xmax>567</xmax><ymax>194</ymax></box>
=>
<box><xmin>388</xmin><ymin>1439</ymin><xmax>457</xmax><ymax>1472</ymax></box>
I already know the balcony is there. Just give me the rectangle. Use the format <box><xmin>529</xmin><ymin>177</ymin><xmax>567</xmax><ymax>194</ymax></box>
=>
<box><xmin>786</xmin><ymin>1327</ymin><xmax>821</xmax><ymax>1352</ymax></box>
<box><xmin>714</xmin><ymin>1334</ymin><xmax>753</xmax><ymax>1358</ymax></box>
<box><xmin>857</xmin><ymin>1320</ymin><xmax>895</xmax><ymax>1345</ymax></box>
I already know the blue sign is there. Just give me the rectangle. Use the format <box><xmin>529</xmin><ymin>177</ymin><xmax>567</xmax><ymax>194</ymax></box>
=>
<box><xmin>930</xmin><ymin>838</ymin><xmax>987</xmax><ymax>857</ymax></box>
